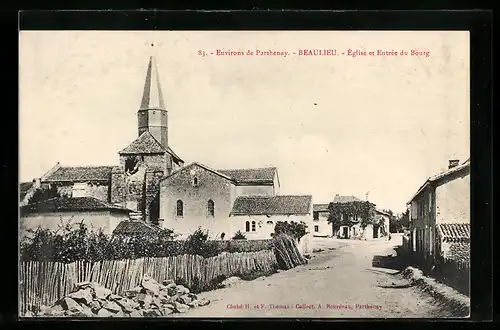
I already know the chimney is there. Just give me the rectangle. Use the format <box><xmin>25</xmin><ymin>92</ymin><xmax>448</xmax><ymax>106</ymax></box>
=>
<box><xmin>448</xmin><ymin>159</ymin><xmax>460</xmax><ymax>169</ymax></box>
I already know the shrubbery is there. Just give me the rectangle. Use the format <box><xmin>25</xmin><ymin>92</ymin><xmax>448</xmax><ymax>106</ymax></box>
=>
<box><xmin>19</xmin><ymin>223</ymin><xmax>273</xmax><ymax>263</ymax></box>
<box><xmin>232</xmin><ymin>230</ymin><xmax>246</xmax><ymax>240</ymax></box>
<box><xmin>274</xmin><ymin>221</ymin><xmax>307</xmax><ymax>242</ymax></box>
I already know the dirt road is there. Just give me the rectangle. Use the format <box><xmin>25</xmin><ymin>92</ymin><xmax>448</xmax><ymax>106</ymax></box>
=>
<box><xmin>175</xmin><ymin>236</ymin><xmax>458</xmax><ymax>318</ymax></box>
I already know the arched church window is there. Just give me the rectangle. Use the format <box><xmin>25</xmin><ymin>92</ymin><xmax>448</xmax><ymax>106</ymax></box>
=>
<box><xmin>176</xmin><ymin>200</ymin><xmax>183</xmax><ymax>217</ymax></box>
<box><xmin>245</xmin><ymin>221</ymin><xmax>250</xmax><ymax>232</ymax></box>
<box><xmin>193</xmin><ymin>177</ymin><xmax>199</xmax><ymax>187</ymax></box>
<box><xmin>207</xmin><ymin>199</ymin><xmax>215</xmax><ymax>217</ymax></box>
<box><xmin>251</xmin><ymin>221</ymin><xmax>256</xmax><ymax>232</ymax></box>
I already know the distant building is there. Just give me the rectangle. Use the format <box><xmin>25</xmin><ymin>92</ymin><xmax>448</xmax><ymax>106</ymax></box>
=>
<box><xmin>407</xmin><ymin>158</ymin><xmax>470</xmax><ymax>262</ymax></box>
<box><xmin>313</xmin><ymin>195</ymin><xmax>389</xmax><ymax>240</ymax></box>
<box><xmin>312</xmin><ymin>204</ymin><xmax>332</xmax><ymax>237</ymax></box>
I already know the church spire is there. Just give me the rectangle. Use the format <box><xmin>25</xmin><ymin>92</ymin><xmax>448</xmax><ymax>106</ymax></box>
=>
<box><xmin>139</xmin><ymin>55</ymin><xmax>165</xmax><ymax>110</ymax></box>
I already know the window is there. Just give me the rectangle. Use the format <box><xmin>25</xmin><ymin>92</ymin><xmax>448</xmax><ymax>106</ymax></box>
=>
<box><xmin>245</xmin><ymin>221</ymin><xmax>250</xmax><ymax>232</ymax></box>
<box><xmin>140</xmin><ymin>155</ymin><xmax>145</xmax><ymax>161</ymax></box>
<box><xmin>314</xmin><ymin>225</ymin><xmax>319</xmax><ymax>232</ymax></box>
<box><xmin>313</xmin><ymin>211</ymin><xmax>319</xmax><ymax>221</ymax></box>
<box><xmin>267</xmin><ymin>221</ymin><xmax>273</xmax><ymax>225</ymax></box>
<box><xmin>207</xmin><ymin>199</ymin><xmax>214</xmax><ymax>217</ymax></box>
<box><xmin>251</xmin><ymin>221</ymin><xmax>256</xmax><ymax>232</ymax></box>
<box><xmin>176</xmin><ymin>200</ymin><xmax>183</xmax><ymax>217</ymax></box>
<box><xmin>193</xmin><ymin>177</ymin><xmax>199</xmax><ymax>187</ymax></box>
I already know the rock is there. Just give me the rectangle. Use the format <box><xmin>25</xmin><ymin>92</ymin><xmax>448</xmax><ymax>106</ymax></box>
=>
<box><xmin>109</xmin><ymin>294</ymin><xmax>123</xmax><ymax>301</ymax></box>
<box><xmin>68</xmin><ymin>288</ymin><xmax>93</xmax><ymax>305</ymax></box>
<box><xmin>164</xmin><ymin>303</ymin><xmax>175</xmax><ymax>310</ymax></box>
<box><xmin>178</xmin><ymin>294</ymin><xmax>192</xmax><ymax>305</ymax></box>
<box><xmin>136</xmin><ymin>293</ymin><xmax>153</xmax><ymax>308</ymax></box>
<box><xmin>97</xmin><ymin>308</ymin><xmax>114</xmax><ymax>317</ymax></box>
<box><xmin>175</xmin><ymin>284</ymin><xmax>190</xmax><ymax>295</ymax></box>
<box><xmin>73</xmin><ymin>281</ymin><xmax>93</xmax><ymax>291</ymax></box>
<box><xmin>220</xmin><ymin>276</ymin><xmax>241</xmax><ymax>288</ymax></box>
<box><xmin>150</xmin><ymin>296</ymin><xmax>163</xmax><ymax>309</ymax></box>
<box><xmin>89</xmin><ymin>300</ymin><xmax>101</xmax><ymax>313</ymax></box>
<box><xmin>198</xmin><ymin>297</ymin><xmax>210</xmax><ymax>306</ymax></box>
<box><xmin>161</xmin><ymin>307</ymin><xmax>174</xmax><ymax>316</ymax></box>
<box><xmin>60</xmin><ymin>297</ymin><xmax>84</xmax><ymax>313</ymax></box>
<box><xmin>187</xmin><ymin>300</ymin><xmax>200</xmax><ymax>308</ymax></box>
<box><xmin>23</xmin><ymin>311</ymin><xmax>34</xmax><ymax>317</ymax></box>
<box><xmin>93</xmin><ymin>284</ymin><xmax>112</xmax><ymax>300</ymax></box>
<box><xmin>143</xmin><ymin>309</ymin><xmax>162</xmax><ymax>317</ymax></box>
<box><xmin>174</xmin><ymin>301</ymin><xmax>190</xmax><ymax>313</ymax></box>
<box><xmin>129</xmin><ymin>310</ymin><xmax>143</xmax><ymax>317</ymax></box>
<box><xmin>166</xmin><ymin>286</ymin><xmax>178</xmax><ymax>297</ymax></box>
<box><xmin>110</xmin><ymin>309</ymin><xmax>125</xmax><ymax>318</ymax></box>
<box><xmin>141</xmin><ymin>274</ymin><xmax>161</xmax><ymax>296</ymax></box>
<box><xmin>116</xmin><ymin>298</ymin><xmax>139</xmax><ymax>313</ymax></box>
<box><xmin>162</xmin><ymin>279</ymin><xmax>175</xmax><ymax>286</ymax></box>
<box><xmin>125</xmin><ymin>286</ymin><xmax>143</xmax><ymax>298</ymax></box>
<box><xmin>188</xmin><ymin>293</ymin><xmax>198</xmax><ymax>300</ymax></box>
<box><xmin>79</xmin><ymin>304</ymin><xmax>94</xmax><ymax>317</ymax></box>
<box><xmin>102</xmin><ymin>300</ymin><xmax>122</xmax><ymax>313</ymax></box>
<box><xmin>159</xmin><ymin>295</ymin><xmax>174</xmax><ymax>304</ymax></box>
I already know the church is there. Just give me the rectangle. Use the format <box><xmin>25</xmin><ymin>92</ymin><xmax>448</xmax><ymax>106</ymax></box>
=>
<box><xmin>20</xmin><ymin>55</ymin><xmax>313</xmax><ymax>240</ymax></box>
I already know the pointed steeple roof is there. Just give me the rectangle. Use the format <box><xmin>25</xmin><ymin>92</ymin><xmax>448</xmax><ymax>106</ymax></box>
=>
<box><xmin>139</xmin><ymin>56</ymin><xmax>166</xmax><ymax>110</ymax></box>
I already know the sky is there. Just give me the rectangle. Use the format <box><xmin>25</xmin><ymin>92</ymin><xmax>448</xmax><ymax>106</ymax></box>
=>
<box><xmin>19</xmin><ymin>31</ymin><xmax>470</xmax><ymax>213</ymax></box>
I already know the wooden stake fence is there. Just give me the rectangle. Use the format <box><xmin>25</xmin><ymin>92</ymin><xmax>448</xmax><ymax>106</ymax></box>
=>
<box><xmin>19</xmin><ymin>250</ymin><xmax>277</xmax><ymax>314</ymax></box>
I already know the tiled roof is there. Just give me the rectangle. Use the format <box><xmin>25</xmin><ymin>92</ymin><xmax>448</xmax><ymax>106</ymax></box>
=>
<box><xmin>112</xmin><ymin>220</ymin><xmax>163</xmax><ymax>236</ymax></box>
<box><xmin>218</xmin><ymin>167</ymin><xmax>276</xmax><ymax>183</ymax></box>
<box><xmin>119</xmin><ymin>131</ymin><xmax>184</xmax><ymax>163</ymax></box>
<box><xmin>119</xmin><ymin>131</ymin><xmax>167</xmax><ymax>155</ymax></box>
<box><xmin>231</xmin><ymin>195</ymin><xmax>312</xmax><ymax>216</ymax></box>
<box><xmin>437</xmin><ymin>223</ymin><xmax>470</xmax><ymax>243</ymax></box>
<box><xmin>333</xmin><ymin>195</ymin><xmax>362</xmax><ymax>203</ymax></box>
<box><xmin>20</xmin><ymin>197</ymin><xmax>132</xmax><ymax>214</ymax></box>
<box><xmin>42</xmin><ymin>166</ymin><xmax>115</xmax><ymax>182</ymax></box>
<box><xmin>313</xmin><ymin>204</ymin><xmax>329</xmax><ymax>212</ymax></box>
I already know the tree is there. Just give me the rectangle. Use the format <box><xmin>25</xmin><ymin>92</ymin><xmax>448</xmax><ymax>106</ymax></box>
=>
<box><xmin>274</xmin><ymin>221</ymin><xmax>307</xmax><ymax>242</ymax></box>
<box><xmin>27</xmin><ymin>185</ymin><xmax>60</xmax><ymax>204</ymax></box>
<box><xmin>327</xmin><ymin>201</ymin><xmax>376</xmax><ymax>233</ymax></box>
<box><xmin>399</xmin><ymin>209</ymin><xmax>410</xmax><ymax>230</ymax></box>
<box><xmin>232</xmin><ymin>230</ymin><xmax>247</xmax><ymax>240</ymax></box>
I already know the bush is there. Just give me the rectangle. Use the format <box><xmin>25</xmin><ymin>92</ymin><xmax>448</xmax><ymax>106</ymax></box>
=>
<box><xmin>274</xmin><ymin>221</ymin><xmax>307</xmax><ymax>242</ymax></box>
<box><xmin>19</xmin><ymin>222</ymin><xmax>272</xmax><ymax>263</ymax></box>
<box><xmin>232</xmin><ymin>230</ymin><xmax>247</xmax><ymax>240</ymax></box>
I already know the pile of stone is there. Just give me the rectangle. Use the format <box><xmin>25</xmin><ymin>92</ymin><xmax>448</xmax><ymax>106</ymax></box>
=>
<box><xmin>35</xmin><ymin>274</ymin><xmax>210</xmax><ymax>317</ymax></box>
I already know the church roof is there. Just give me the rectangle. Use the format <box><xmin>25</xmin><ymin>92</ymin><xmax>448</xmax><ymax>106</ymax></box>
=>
<box><xmin>218</xmin><ymin>167</ymin><xmax>277</xmax><ymax>184</ymax></box>
<box><xmin>20</xmin><ymin>197</ymin><xmax>132</xmax><ymax>215</ymax></box>
<box><xmin>230</xmin><ymin>195</ymin><xmax>313</xmax><ymax>216</ymax></box>
<box><xmin>140</xmin><ymin>56</ymin><xmax>166</xmax><ymax>110</ymax></box>
<box><xmin>42</xmin><ymin>166</ymin><xmax>116</xmax><ymax>182</ymax></box>
<box><xmin>119</xmin><ymin>131</ymin><xmax>167</xmax><ymax>155</ymax></box>
<box><xmin>119</xmin><ymin>131</ymin><xmax>184</xmax><ymax>163</ymax></box>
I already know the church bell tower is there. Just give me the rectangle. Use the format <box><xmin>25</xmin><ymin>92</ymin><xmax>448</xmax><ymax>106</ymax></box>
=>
<box><xmin>137</xmin><ymin>56</ymin><xmax>168</xmax><ymax>149</ymax></box>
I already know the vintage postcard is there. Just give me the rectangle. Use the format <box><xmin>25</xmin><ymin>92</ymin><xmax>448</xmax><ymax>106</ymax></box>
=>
<box><xmin>19</xmin><ymin>30</ymin><xmax>470</xmax><ymax>319</ymax></box>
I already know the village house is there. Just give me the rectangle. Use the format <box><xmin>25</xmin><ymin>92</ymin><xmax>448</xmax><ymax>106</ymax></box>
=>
<box><xmin>406</xmin><ymin>158</ymin><xmax>470</xmax><ymax>262</ymax></box>
<box><xmin>19</xmin><ymin>197</ymin><xmax>132</xmax><ymax>238</ymax></box>
<box><xmin>312</xmin><ymin>204</ymin><xmax>332</xmax><ymax>237</ymax></box>
<box><xmin>20</xmin><ymin>55</ymin><xmax>311</xmax><ymax>240</ymax></box>
<box><xmin>313</xmin><ymin>195</ymin><xmax>389</xmax><ymax>240</ymax></box>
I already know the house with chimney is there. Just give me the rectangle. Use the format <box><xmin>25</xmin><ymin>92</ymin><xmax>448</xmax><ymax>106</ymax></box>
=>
<box><xmin>406</xmin><ymin>158</ymin><xmax>470</xmax><ymax>263</ymax></box>
<box><xmin>20</xmin><ymin>54</ymin><xmax>312</xmax><ymax>240</ymax></box>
